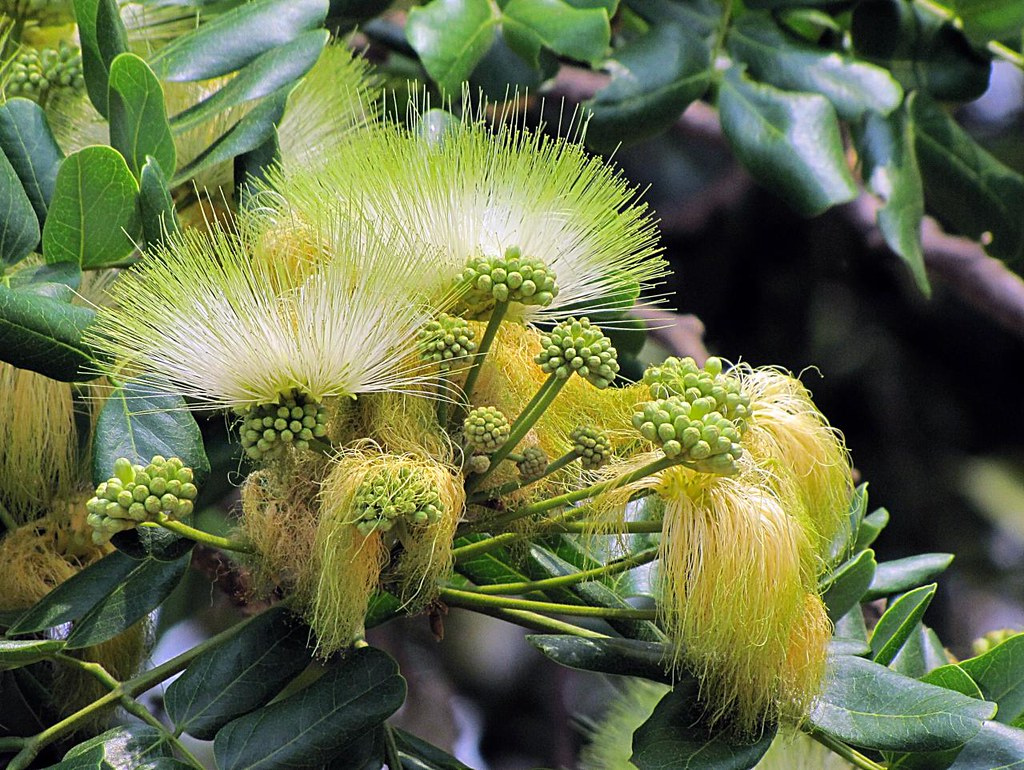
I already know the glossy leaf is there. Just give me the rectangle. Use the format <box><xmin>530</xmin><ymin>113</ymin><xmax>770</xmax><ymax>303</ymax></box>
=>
<box><xmin>870</xmin><ymin>584</ymin><xmax>937</xmax><ymax>666</ymax></box>
<box><xmin>108</xmin><ymin>53</ymin><xmax>176</xmax><ymax>179</ymax></box>
<box><xmin>854</xmin><ymin>507</ymin><xmax>890</xmax><ymax>552</ymax></box>
<box><xmin>149</xmin><ymin>0</ymin><xmax>329</xmax><ymax>82</ymax></box>
<box><xmin>585</xmin><ymin>23</ymin><xmax>711</xmax><ymax>152</ymax></box>
<box><xmin>110</xmin><ymin>524</ymin><xmax>195</xmax><ymax>562</ymax></box>
<box><xmin>808</xmin><ymin>654</ymin><xmax>994</xmax><ymax>751</ymax></box>
<box><xmin>729</xmin><ymin>13</ymin><xmax>903</xmax><ymax>121</ymax></box>
<box><xmin>74</xmin><ymin>0</ymin><xmax>129</xmax><ymax>117</ymax></box>
<box><xmin>407</xmin><ymin>0</ymin><xmax>499</xmax><ymax>94</ymax></box>
<box><xmin>0</xmin><ymin>148</ymin><xmax>40</xmax><ymax>267</ymax></box>
<box><xmin>911</xmin><ymin>92</ymin><xmax>1024</xmax><ymax>266</ymax></box>
<box><xmin>7</xmin><ymin>262</ymin><xmax>81</xmax><ymax>292</ymax></box>
<box><xmin>946</xmin><ymin>720</ymin><xmax>1024</xmax><ymax>769</ymax></box>
<box><xmin>717</xmin><ymin>66</ymin><xmax>857</xmax><ymax>217</ymax></box>
<box><xmin>455</xmin><ymin>536</ymin><xmax>534</xmax><ymax>586</ymax></box>
<box><xmin>0</xmin><ymin>639</ymin><xmax>64</xmax><ymax>671</ymax></box>
<box><xmin>827</xmin><ymin>483</ymin><xmax>870</xmax><ymax>565</ymax></box>
<box><xmin>0</xmin><ymin>98</ymin><xmax>63</xmax><ymax>227</ymax></box>
<box><xmin>138</xmin><ymin>156</ymin><xmax>179</xmax><ymax>249</ymax></box>
<box><xmin>961</xmin><ymin>634</ymin><xmax>1024</xmax><ymax>725</ymax></box>
<box><xmin>527</xmin><ymin>635</ymin><xmax>672</xmax><ymax>683</ymax></box>
<box><xmin>92</xmin><ymin>378</ymin><xmax>209</xmax><ymax>486</ymax></box>
<box><xmin>213</xmin><ymin>646</ymin><xmax>406</xmax><ymax>770</ymax></box>
<box><xmin>501</xmin><ymin>0</ymin><xmax>610</xmax><ymax>68</ymax></box>
<box><xmin>857</xmin><ymin>104</ymin><xmax>928</xmax><ymax>294</ymax></box>
<box><xmin>50</xmin><ymin>725</ymin><xmax>172</xmax><ymax>769</ymax></box>
<box><xmin>393</xmin><ymin>728</ymin><xmax>472</xmax><ymax>770</ymax></box>
<box><xmin>952</xmin><ymin>0</ymin><xmax>1024</xmax><ymax>47</ymax></box>
<box><xmin>0</xmin><ymin>284</ymin><xmax>96</xmax><ymax>381</ymax></box>
<box><xmin>891</xmin><ymin>624</ymin><xmax>951</xmax><ymax>678</ymax></box>
<box><xmin>821</xmin><ymin>548</ymin><xmax>876</xmax><ymax>622</ymax></box>
<box><xmin>631</xmin><ymin>682</ymin><xmax>776</xmax><ymax>769</ymax></box>
<box><xmin>866</xmin><ymin>553</ymin><xmax>954</xmax><ymax>601</ymax></box>
<box><xmin>624</xmin><ymin>0</ymin><xmax>720</xmax><ymax>38</ymax></box>
<box><xmin>167</xmin><ymin>607</ymin><xmax>315</xmax><ymax>739</ymax></box>
<box><xmin>42</xmin><ymin>146</ymin><xmax>141</xmax><ymax>268</ymax></box>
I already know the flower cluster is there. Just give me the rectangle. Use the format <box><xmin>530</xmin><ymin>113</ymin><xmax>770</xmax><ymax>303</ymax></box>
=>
<box><xmin>86</xmin><ymin>457</ymin><xmax>197</xmax><ymax>544</ymax></box>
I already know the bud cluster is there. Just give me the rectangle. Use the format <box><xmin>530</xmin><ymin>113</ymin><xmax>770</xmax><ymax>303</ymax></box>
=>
<box><xmin>463</xmin><ymin>406</ymin><xmax>510</xmax><ymax>454</ymax></box>
<box><xmin>456</xmin><ymin>247</ymin><xmax>558</xmax><ymax>313</ymax></box>
<box><xmin>353</xmin><ymin>466</ymin><xmax>445</xmax><ymax>536</ymax></box>
<box><xmin>0</xmin><ymin>0</ymin><xmax>75</xmax><ymax>26</ymax></box>
<box><xmin>516</xmin><ymin>446</ymin><xmax>548</xmax><ymax>482</ymax></box>
<box><xmin>4</xmin><ymin>42</ymin><xmax>84</xmax><ymax>103</ymax></box>
<box><xmin>417</xmin><ymin>313</ymin><xmax>478</xmax><ymax>365</ymax></box>
<box><xmin>643</xmin><ymin>356</ymin><xmax>751</xmax><ymax>425</ymax></box>
<box><xmin>86</xmin><ymin>456</ymin><xmax>197</xmax><ymax>544</ymax></box>
<box><xmin>632</xmin><ymin>396</ymin><xmax>744</xmax><ymax>475</ymax></box>
<box><xmin>236</xmin><ymin>390</ymin><xmax>328</xmax><ymax>461</ymax></box>
<box><xmin>571</xmin><ymin>426</ymin><xmax>612</xmax><ymax>470</ymax></box>
<box><xmin>467</xmin><ymin>454</ymin><xmax>491</xmax><ymax>475</ymax></box>
<box><xmin>535</xmin><ymin>318</ymin><xmax>619</xmax><ymax>388</ymax></box>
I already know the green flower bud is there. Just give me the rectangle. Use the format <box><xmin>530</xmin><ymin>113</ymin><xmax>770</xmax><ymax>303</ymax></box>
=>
<box><xmin>455</xmin><ymin>247</ymin><xmax>559</xmax><ymax>315</ymax></box>
<box><xmin>353</xmin><ymin>466</ymin><xmax>446</xmax><ymax>534</ymax></box>
<box><xmin>516</xmin><ymin>446</ymin><xmax>548</xmax><ymax>482</ymax></box>
<box><xmin>3</xmin><ymin>41</ymin><xmax>84</xmax><ymax>103</ymax></box>
<box><xmin>463</xmin><ymin>406</ymin><xmax>510</xmax><ymax>454</ymax></box>
<box><xmin>237</xmin><ymin>389</ymin><xmax>329</xmax><ymax>461</ymax></box>
<box><xmin>418</xmin><ymin>313</ymin><xmax>478</xmax><ymax>365</ymax></box>
<box><xmin>643</xmin><ymin>356</ymin><xmax>751</xmax><ymax>426</ymax></box>
<box><xmin>467</xmin><ymin>454</ymin><xmax>491</xmax><ymax>475</ymax></box>
<box><xmin>534</xmin><ymin>317</ymin><xmax>619</xmax><ymax>388</ymax></box>
<box><xmin>571</xmin><ymin>426</ymin><xmax>613</xmax><ymax>470</ymax></box>
<box><xmin>632</xmin><ymin>396</ymin><xmax>744</xmax><ymax>475</ymax></box>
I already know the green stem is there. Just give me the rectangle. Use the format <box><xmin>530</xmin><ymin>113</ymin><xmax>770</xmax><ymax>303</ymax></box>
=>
<box><xmin>436</xmin><ymin>367</ymin><xmax>451</xmax><ymax>430</ymax></box>
<box><xmin>988</xmin><ymin>40</ymin><xmax>1024</xmax><ymax>69</ymax></box>
<box><xmin>0</xmin><ymin>499</ymin><xmax>18</xmax><ymax>531</ymax></box>
<box><xmin>807</xmin><ymin>729</ymin><xmax>886</xmax><ymax>770</ymax></box>
<box><xmin>439</xmin><ymin>587</ymin><xmax>657</xmax><ymax>620</ymax></box>
<box><xmin>473</xmin><ymin>547</ymin><xmax>660</xmax><ymax>595</ymax></box>
<box><xmin>384</xmin><ymin>723</ymin><xmax>404</xmax><ymax>770</ymax></box>
<box><xmin>307</xmin><ymin>436</ymin><xmax>338</xmax><ymax>458</ymax></box>
<box><xmin>148</xmin><ymin>514</ymin><xmax>255</xmax><ymax>554</ymax></box>
<box><xmin>470</xmin><ymin>449</ymin><xmax>580</xmax><ymax>503</ymax></box>
<box><xmin>551</xmin><ymin>520</ymin><xmax>664</xmax><ymax>534</ymax></box>
<box><xmin>449</xmin><ymin>601</ymin><xmax>610</xmax><ymax>638</ymax></box>
<box><xmin>454</xmin><ymin>505</ymin><xmax>593</xmax><ymax>560</ymax></box>
<box><xmin>461</xmin><ymin>300</ymin><xmax>508</xmax><ymax>407</ymax></box>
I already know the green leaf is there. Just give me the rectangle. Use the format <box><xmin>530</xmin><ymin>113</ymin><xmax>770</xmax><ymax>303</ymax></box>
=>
<box><xmin>42</xmin><ymin>146</ymin><xmax>141</xmax><ymax>268</ymax></box>
<box><xmin>393</xmin><ymin>728</ymin><xmax>471</xmax><ymax>770</ymax></box>
<box><xmin>0</xmin><ymin>99</ymin><xmax>64</xmax><ymax>229</ymax></box>
<box><xmin>0</xmin><ymin>284</ymin><xmax>96</xmax><ymax>381</ymax></box>
<box><xmin>170</xmin><ymin>30</ymin><xmax>327</xmax><ymax>134</ymax></box>
<box><xmin>891</xmin><ymin>624</ymin><xmax>951</xmax><ymax>678</ymax></box>
<box><xmin>91</xmin><ymin>378</ymin><xmax>210</xmax><ymax>486</ymax></box>
<box><xmin>828</xmin><ymin>483</ymin><xmax>870</xmax><ymax>565</ymax></box>
<box><xmin>717</xmin><ymin>66</ymin><xmax>857</xmax><ymax>217</ymax></box>
<box><xmin>49</xmin><ymin>725</ymin><xmax>172</xmax><ymax>769</ymax></box>
<box><xmin>7</xmin><ymin>262</ymin><xmax>81</xmax><ymax>292</ymax></box>
<box><xmin>729</xmin><ymin>13</ymin><xmax>903</xmax><ymax>121</ymax></box>
<box><xmin>501</xmin><ymin>0</ymin><xmax>610</xmax><ymax>67</ymax></box>
<box><xmin>866</xmin><ymin>553</ymin><xmax>954</xmax><ymax>601</ymax></box>
<box><xmin>857</xmin><ymin>103</ymin><xmax>928</xmax><ymax>295</ymax></box>
<box><xmin>946</xmin><ymin>720</ymin><xmax>1024</xmax><ymax>769</ymax></box>
<box><xmin>923</xmin><ymin>664</ymin><xmax>985</xmax><ymax>700</ymax></box>
<box><xmin>831</xmin><ymin>637</ymin><xmax>872</xmax><ymax>657</ymax></box>
<box><xmin>407</xmin><ymin>0</ymin><xmax>499</xmax><ymax>95</ymax></box>
<box><xmin>854</xmin><ymin>507</ymin><xmax>889</xmax><ymax>552</ymax></box>
<box><xmin>631</xmin><ymin>682</ymin><xmax>776</xmax><ymax>769</ymax></box>
<box><xmin>166</xmin><ymin>607</ymin><xmax>315</xmax><ymax>739</ymax></box>
<box><xmin>65</xmin><ymin>551</ymin><xmax>190</xmax><ymax>648</ymax></box>
<box><xmin>149</xmin><ymin>0</ymin><xmax>329</xmax><ymax>82</ymax></box>
<box><xmin>213</xmin><ymin>646</ymin><xmax>406</xmax><ymax>770</ymax></box>
<box><xmin>911</xmin><ymin>91</ymin><xmax>1024</xmax><ymax>266</ymax></box>
<box><xmin>455</xmin><ymin>535</ymin><xmax>534</xmax><ymax>586</ymax></box>
<box><xmin>624</xmin><ymin>0</ymin><xmax>720</xmax><ymax>38</ymax></box>
<box><xmin>808</xmin><ymin>654</ymin><xmax>995</xmax><ymax>752</ymax></box>
<box><xmin>111</xmin><ymin>524</ymin><xmax>194</xmax><ymax>562</ymax></box>
<box><xmin>527</xmin><ymin>635</ymin><xmax>672</xmax><ymax>682</ymax></box>
<box><xmin>584</xmin><ymin>23</ymin><xmax>711</xmax><ymax>152</ymax></box>
<box><xmin>961</xmin><ymin>634</ymin><xmax>1024</xmax><ymax>725</ymax></box>
<box><xmin>171</xmin><ymin>87</ymin><xmax>291</xmax><ymax>187</ymax></box>
<box><xmin>365</xmin><ymin>590</ymin><xmax>403</xmax><ymax>629</ymax></box>
<box><xmin>0</xmin><ymin>639</ymin><xmax>65</xmax><ymax>671</ymax></box>
<box><xmin>9</xmin><ymin>551</ymin><xmax>144</xmax><ymax>634</ymax></box>
<box><xmin>821</xmin><ymin>548</ymin><xmax>876</xmax><ymax>622</ymax></box>
<box><xmin>835</xmin><ymin>603</ymin><xmax>869</xmax><ymax>644</ymax></box>
<box><xmin>952</xmin><ymin>0</ymin><xmax>1024</xmax><ymax>46</ymax></box>
<box><xmin>73</xmin><ymin>0</ymin><xmax>129</xmax><ymax>117</ymax></box>
<box><xmin>851</xmin><ymin>0</ymin><xmax>990</xmax><ymax>102</ymax></box>
<box><xmin>0</xmin><ymin>148</ymin><xmax>40</xmax><ymax>267</ymax></box>
<box><xmin>870</xmin><ymin>584</ymin><xmax>937</xmax><ymax>667</ymax></box>
<box><xmin>108</xmin><ymin>53</ymin><xmax>176</xmax><ymax>179</ymax></box>
<box><xmin>138</xmin><ymin>156</ymin><xmax>179</xmax><ymax>249</ymax></box>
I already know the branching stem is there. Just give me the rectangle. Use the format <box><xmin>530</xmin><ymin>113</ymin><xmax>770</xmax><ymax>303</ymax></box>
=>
<box><xmin>439</xmin><ymin>587</ymin><xmax>657</xmax><ymax>620</ymax></box>
<box><xmin>470</xmin><ymin>449</ymin><xmax>580</xmax><ymax>503</ymax></box>
<box><xmin>472</xmin><ymin>547</ymin><xmax>660</xmax><ymax>595</ymax></box>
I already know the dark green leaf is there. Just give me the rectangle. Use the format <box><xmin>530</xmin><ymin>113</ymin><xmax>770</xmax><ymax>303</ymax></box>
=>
<box><xmin>7</xmin><ymin>262</ymin><xmax>81</xmax><ymax>292</ymax></box>
<box><xmin>92</xmin><ymin>378</ymin><xmax>209</xmax><ymax>486</ymax></box>
<box><xmin>455</xmin><ymin>535</ymin><xmax>534</xmax><ymax>586</ymax></box>
<box><xmin>911</xmin><ymin>92</ymin><xmax>1024</xmax><ymax>266</ymax></box>
<box><xmin>834</xmin><ymin>603</ymin><xmax>869</xmax><ymax>644</ymax></box>
<box><xmin>624</xmin><ymin>0</ymin><xmax>720</xmax><ymax>38</ymax></box>
<box><xmin>0</xmin><ymin>284</ymin><xmax>96</xmax><ymax>381</ymax></box>
<box><xmin>149</xmin><ymin>0</ymin><xmax>329</xmax><ymax>82</ymax></box>
<box><xmin>213</xmin><ymin>646</ymin><xmax>406</xmax><ymax>770</ymax></box>
<box><xmin>631</xmin><ymin>682</ymin><xmax>776</xmax><ymax>769</ymax></box>
<box><xmin>365</xmin><ymin>590</ymin><xmax>403</xmax><ymax>629</ymax></box>
<box><xmin>110</xmin><ymin>524</ymin><xmax>194</xmax><ymax>562</ymax></box>
<box><xmin>73</xmin><ymin>0</ymin><xmax>130</xmax><ymax>117</ymax></box>
<box><xmin>393</xmin><ymin>728</ymin><xmax>471</xmax><ymax>770</ymax></box>
<box><xmin>854</xmin><ymin>507</ymin><xmax>889</xmax><ymax>552</ymax></box>
<box><xmin>9</xmin><ymin>551</ymin><xmax>142</xmax><ymax>634</ymax></box>
<box><xmin>923</xmin><ymin>664</ymin><xmax>984</xmax><ymax>699</ymax></box>
<box><xmin>0</xmin><ymin>98</ymin><xmax>64</xmax><ymax>228</ymax></box>
<box><xmin>42</xmin><ymin>146</ymin><xmax>141</xmax><ymax>268</ymax></box>
<box><xmin>527</xmin><ymin>635</ymin><xmax>672</xmax><ymax>682</ymax></box>
<box><xmin>821</xmin><ymin>548</ymin><xmax>876</xmax><ymax>622</ymax></box>
<box><xmin>501</xmin><ymin>0</ymin><xmax>609</xmax><ymax>67</ymax></box>
<box><xmin>952</xmin><ymin>0</ymin><xmax>1024</xmax><ymax>46</ymax></box>
<box><xmin>866</xmin><ymin>553</ymin><xmax>954</xmax><ymax>600</ymax></box>
<box><xmin>851</xmin><ymin>0</ymin><xmax>990</xmax><ymax>101</ymax></box>
<box><xmin>827</xmin><ymin>483</ymin><xmax>870</xmax><ymax>565</ymax></box>
<box><xmin>0</xmin><ymin>668</ymin><xmax>50</xmax><ymax>738</ymax></box>
<box><xmin>870</xmin><ymin>584</ymin><xmax>937</xmax><ymax>667</ymax></box>
<box><xmin>0</xmin><ymin>639</ymin><xmax>65</xmax><ymax>671</ymax></box>
<box><xmin>891</xmin><ymin>624</ymin><xmax>951</xmax><ymax>678</ymax></box>
<box><xmin>167</xmin><ymin>607</ymin><xmax>315</xmax><ymax>739</ymax></box>
<box><xmin>171</xmin><ymin>87</ymin><xmax>291</xmax><ymax>187</ymax></box>
<box><xmin>65</xmin><ymin>551</ymin><xmax>190</xmax><ymax>648</ymax></box>
<box><xmin>0</xmin><ymin>148</ymin><xmax>40</xmax><ymax>267</ymax></box>
<box><xmin>857</xmin><ymin>104</ymin><xmax>928</xmax><ymax>294</ymax></box>
<box><xmin>170</xmin><ymin>30</ymin><xmax>327</xmax><ymax>134</ymax></box>
<box><xmin>138</xmin><ymin>156</ymin><xmax>179</xmax><ymax>249</ymax></box>
<box><xmin>946</xmin><ymin>720</ymin><xmax>1024</xmax><ymax>769</ymax></box>
<box><xmin>729</xmin><ymin>13</ymin><xmax>903</xmax><ymax>121</ymax></box>
<box><xmin>961</xmin><ymin>634</ymin><xmax>1024</xmax><ymax>725</ymax></box>
<box><xmin>717</xmin><ymin>66</ymin><xmax>857</xmax><ymax>217</ymax></box>
<box><xmin>808</xmin><ymin>654</ymin><xmax>994</xmax><ymax>751</ymax></box>
<box><xmin>585</xmin><ymin>23</ymin><xmax>711</xmax><ymax>152</ymax></box>
<box><xmin>831</xmin><ymin>637</ymin><xmax>872</xmax><ymax>657</ymax></box>
<box><xmin>235</xmin><ymin>129</ymin><xmax>280</xmax><ymax>209</ymax></box>
<box><xmin>108</xmin><ymin>53</ymin><xmax>176</xmax><ymax>179</ymax></box>
<box><xmin>48</xmin><ymin>725</ymin><xmax>172</xmax><ymax>769</ymax></box>
<box><xmin>406</xmin><ymin>0</ymin><xmax>499</xmax><ymax>95</ymax></box>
